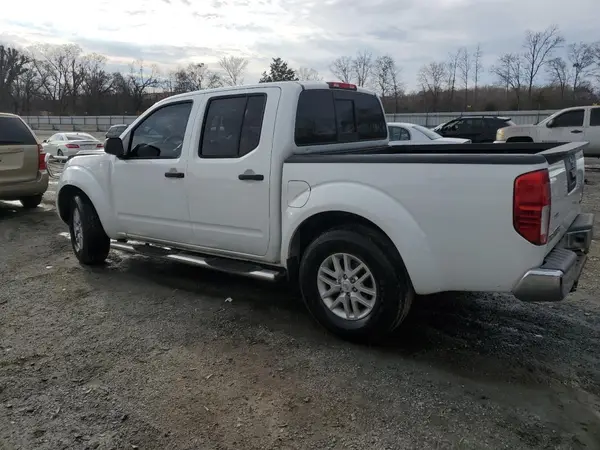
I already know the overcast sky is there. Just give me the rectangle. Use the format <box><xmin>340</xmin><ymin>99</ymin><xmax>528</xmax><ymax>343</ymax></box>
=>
<box><xmin>1</xmin><ymin>0</ymin><xmax>598</xmax><ymax>90</ymax></box>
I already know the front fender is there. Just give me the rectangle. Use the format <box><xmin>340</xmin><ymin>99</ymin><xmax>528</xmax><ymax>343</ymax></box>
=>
<box><xmin>57</xmin><ymin>165</ymin><xmax>117</xmax><ymax>236</ymax></box>
<box><xmin>281</xmin><ymin>181</ymin><xmax>444</xmax><ymax>294</ymax></box>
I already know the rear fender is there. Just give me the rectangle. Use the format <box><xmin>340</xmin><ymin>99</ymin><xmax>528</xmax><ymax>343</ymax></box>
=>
<box><xmin>281</xmin><ymin>181</ymin><xmax>444</xmax><ymax>294</ymax></box>
<box><xmin>57</xmin><ymin>165</ymin><xmax>116</xmax><ymax>236</ymax></box>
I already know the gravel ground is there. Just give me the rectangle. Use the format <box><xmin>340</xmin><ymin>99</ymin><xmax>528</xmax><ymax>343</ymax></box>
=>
<box><xmin>1</xmin><ymin>171</ymin><xmax>600</xmax><ymax>450</ymax></box>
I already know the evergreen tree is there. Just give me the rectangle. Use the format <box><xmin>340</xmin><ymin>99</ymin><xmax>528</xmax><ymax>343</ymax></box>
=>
<box><xmin>259</xmin><ymin>57</ymin><xmax>298</xmax><ymax>83</ymax></box>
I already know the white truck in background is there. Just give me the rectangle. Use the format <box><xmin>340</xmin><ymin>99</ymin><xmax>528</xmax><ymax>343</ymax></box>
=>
<box><xmin>495</xmin><ymin>105</ymin><xmax>600</xmax><ymax>156</ymax></box>
<box><xmin>52</xmin><ymin>81</ymin><xmax>594</xmax><ymax>343</ymax></box>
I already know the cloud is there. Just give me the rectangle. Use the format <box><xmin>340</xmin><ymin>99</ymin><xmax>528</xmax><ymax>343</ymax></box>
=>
<box><xmin>0</xmin><ymin>0</ymin><xmax>597</xmax><ymax>88</ymax></box>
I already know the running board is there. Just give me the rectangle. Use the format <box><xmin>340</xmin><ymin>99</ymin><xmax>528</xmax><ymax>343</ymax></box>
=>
<box><xmin>110</xmin><ymin>241</ymin><xmax>283</xmax><ymax>282</ymax></box>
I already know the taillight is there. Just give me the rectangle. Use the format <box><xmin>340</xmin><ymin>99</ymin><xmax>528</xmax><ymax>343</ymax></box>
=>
<box><xmin>65</xmin><ymin>143</ymin><xmax>80</xmax><ymax>149</ymax></box>
<box><xmin>513</xmin><ymin>169</ymin><xmax>551</xmax><ymax>245</ymax></box>
<box><xmin>37</xmin><ymin>144</ymin><xmax>46</xmax><ymax>171</ymax></box>
<box><xmin>327</xmin><ymin>81</ymin><xmax>357</xmax><ymax>90</ymax></box>
<box><xmin>96</xmin><ymin>143</ymin><xmax>104</xmax><ymax>148</ymax></box>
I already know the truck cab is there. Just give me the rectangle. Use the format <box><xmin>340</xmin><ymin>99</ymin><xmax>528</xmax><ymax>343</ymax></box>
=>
<box><xmin>496</xmin><ymin>106</ymin><xmax>600</xmax><ymax>156</ymax></box>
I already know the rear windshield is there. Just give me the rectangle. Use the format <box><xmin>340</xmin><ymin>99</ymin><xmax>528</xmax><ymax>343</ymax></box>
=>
<box><xmin>67</xmin><ymin>134</ymin><xmax>94</xmax><ymax>140</ymax></box>
<box><xmin>294</xmin><ymin>89</ymin><xmax>387</xmax><ymax>146</ymax></box>
<box><xmin>0</xmin><ymin>116</ymin><xmax>37</xmax><ymax>145</ymax></box>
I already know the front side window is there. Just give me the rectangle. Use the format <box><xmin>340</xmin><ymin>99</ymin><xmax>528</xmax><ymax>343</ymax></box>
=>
<box><xmin>199</xmin><ymin>94</ymin><xmax>267</xmax><ymax>158</ymax></box>
<box><xmin>389</xmin><ymin>126</ymin><xmax>410</xmax><ymax>141</ymax></box>
<box><xmin>552</xmin><ymin>110</ymin><xmax>584</xmax><ymax>128</ymax></box>
<box><xmin>128</xmin><ymin>101</ymin><xmax>193</xmax><ymax>159</ymax></box>
<box><xmin>589</xmin><ymin>108</ymin><xmax>600</xmax><ymax>127</ymax></box>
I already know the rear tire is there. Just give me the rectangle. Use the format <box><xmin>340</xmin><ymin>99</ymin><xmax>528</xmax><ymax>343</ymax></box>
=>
<box><xmin>57</xmin><ymin>150</ymin><xmax>63</xmax><ymax>156</ymax></box>
<box><xmin>299</xmin><ymin>227</ymin><xmax>413</xmax><ymax>343</ymax></box>
<box><xmin>69</xmin><ymin>195</ymin><xmax>110</xmax><ymax>265</ymax></box>
<box><xmin>19</xmin><ymin>194</ymin><xmax>43</xmax><ymax>209</ymax></box>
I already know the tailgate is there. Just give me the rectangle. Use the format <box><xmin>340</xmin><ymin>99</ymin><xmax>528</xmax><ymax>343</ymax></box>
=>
<box><xmin>0</xmin><ymin>116</ymin><xmax>40</xmax><ymax>185</ymax></box>
<box><xmin>0</xmin><ymin>144</ymin><xmax>39</xmax><ymax>185</ymax></box>
<box><xmin>542</xmin><ymin>142</ymin><xmax>587</xmax><ymax>252</ymax></box>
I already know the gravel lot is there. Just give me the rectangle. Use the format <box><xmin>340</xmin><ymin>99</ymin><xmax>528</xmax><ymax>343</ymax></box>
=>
<box><xmin>1</xmin><ymin>169</ymin><xmax>600</xmax><ymax>449</ymax></box>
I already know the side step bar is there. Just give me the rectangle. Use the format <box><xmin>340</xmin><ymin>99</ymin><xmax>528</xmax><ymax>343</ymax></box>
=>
<box><xmin>110</xmin><ymin>241</ymin><xmax>284</xmax><ymax>282</ymax></box>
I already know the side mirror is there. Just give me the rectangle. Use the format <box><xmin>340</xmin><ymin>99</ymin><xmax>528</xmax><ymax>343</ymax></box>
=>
<box><xmin>546</xmin><ymin>119</ymin><xmax>554</xmax><ymax>128</ymax></box>
<box><xmin>104</xmin><ymin>137</ymin><xmax>125</xmax><ymax>157</ymax></box>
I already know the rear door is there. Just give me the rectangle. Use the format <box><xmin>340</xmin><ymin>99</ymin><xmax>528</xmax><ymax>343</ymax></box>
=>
<box><xmin>0</xmin><ymin>116</ymin><xmax>39</xmax><ymax>186</ymax></box>
<box><xmin>542</xmin><ymin>143</ymin><xmax>586</xmax><ymax>251</ymax></box>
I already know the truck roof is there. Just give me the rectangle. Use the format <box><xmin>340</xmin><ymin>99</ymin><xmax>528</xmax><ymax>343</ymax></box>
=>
<box><xmin>161</xmin><ymin>81</ymin><xmax>377</xmax><ymax>104</ymax></box>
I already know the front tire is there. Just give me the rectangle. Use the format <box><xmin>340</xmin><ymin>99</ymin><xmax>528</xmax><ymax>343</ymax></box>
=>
<box><xmin>69</xmin><ymin>195</ymin><xmax>110</xmax><ymax>265</ymax></box>
<box><xmin>299</xmin><ymin>227</ymin><xmax>413</xmax><ymax>343</ymax></box>
<box><xmin>19</xmin><ymin>194</ymin><xmax>43</xmax><ymax>209</ymax></box>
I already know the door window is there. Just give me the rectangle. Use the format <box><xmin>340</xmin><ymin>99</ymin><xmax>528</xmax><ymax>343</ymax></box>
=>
<box><xmin>552</xmin><ymin>110</ymin><xmax>584</xmax><ymax>128</ymax></box>
<box><xmin>389</xmin><ymin>126</ymin><xmax>411</xmax><ymax>141</ymax></box>
<box><xmin>199</xmin><ymin>94</ymin><xmax>267</xmax><ymax>158</ymax></box>
<box><xmin>589</xmin><ymin>108</ymin><xmax>600</xmax><ymax>127</ymax></box>
<box><xmin>128</xmin><ymin>101</ymin><xmax>193</xmax><ymax>159</ymax></box>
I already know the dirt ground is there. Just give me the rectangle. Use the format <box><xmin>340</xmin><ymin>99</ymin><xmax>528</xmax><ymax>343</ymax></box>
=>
<box><xmin>1</xmin><ymin>171</ymin><xmax>600</xmax><ymax>450</ymax></box>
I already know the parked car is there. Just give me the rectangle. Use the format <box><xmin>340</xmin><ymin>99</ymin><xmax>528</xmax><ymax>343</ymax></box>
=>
<box><xmin>105</xmin><ymin>124</ymin><xmax>128</xmax><ymax>139</ymax></box>
<box><xmin>495</xmin><ymin>106</ymin><xmax>600</xmax><ymax>156</ymax></box>
<box><xmin>0</xmin><ymin>113</ymin><xmax>48</xmax><ymax>208</ymax></box>
<box><xmin>434</xmin><ymin>116</ymin><xmax>515</xmax><ymax>143</ymax></box>
<box><xmin>388</xmin><ymin>122</ymin><xmax>471</xmax><ymax>146</ymax></box>
<box><xmin>42</xmin><ymin>132</ymin><xmax>104</xmax><ymax>157</ymax></box>
<box><xmin>53</xmin><ymin>81</ymin><xmax>593</xmax><ymax>342</ymax></box>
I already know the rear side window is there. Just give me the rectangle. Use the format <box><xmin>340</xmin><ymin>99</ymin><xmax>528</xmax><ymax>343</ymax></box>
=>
<box><xmin>0</xmin><ymin>117</ymin><xmax>37</xmax><ymax>145</ymax></box>
<box><xmin>200</xmin><ymin>94</ymin><xmax>267</xmax><ymax>158</ymax></box>
<box><xmin>294</xmin><ymin>90</ymin><xmax>386</xmax><ymax>146</ymax></box>
<box><xmin>590</xmin><ymin>108</ymin><xmax>600</xmax><ymax>127</ymax></box>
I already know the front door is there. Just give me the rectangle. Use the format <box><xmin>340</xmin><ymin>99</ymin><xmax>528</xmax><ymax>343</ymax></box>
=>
<box><xmin>185</xmin><ymin>87</ymin><xmax>280</xmax><ymax>257</ymax></box>
<box><xmin>111</xmin><ymin>100</ymin><xmax>195</xmax><ymax>244</ymax></box>
<box><xmin>544</xmin><ymin>108</ymin><xmax>585</xmax><ymax>143</ymax></box>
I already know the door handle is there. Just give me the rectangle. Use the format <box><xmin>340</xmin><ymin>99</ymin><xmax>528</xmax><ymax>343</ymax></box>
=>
<box><xmin>238</xmin><ymin>173</ymin><xmax>264</xmax><ymax>181</ymax></box>
<box><xmin>571</xmin><ymin>130</ymin><xmax>583</xmax><ymax>134</ymax></box>
<box><xmin>165</xmin><ymin>171</ymin><xmax>184</xmax><ymax>178</ymax></box>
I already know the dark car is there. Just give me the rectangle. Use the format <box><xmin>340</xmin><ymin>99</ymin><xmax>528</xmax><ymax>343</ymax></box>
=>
<box><xmin>105</xmin><ymin>124</ymin><xmax>128</xmax><ymax>139</ymax></box>
<box><xmin>433</xmin><ymin>116</ymin><xmax>515</xmax><ymax>143</ymax></box>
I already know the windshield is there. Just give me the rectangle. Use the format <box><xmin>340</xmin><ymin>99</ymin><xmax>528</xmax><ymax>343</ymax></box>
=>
<box><xmin>412</xmin><ymin>124</ymin><xmax>442</xmax><ymax>140</ymax></box>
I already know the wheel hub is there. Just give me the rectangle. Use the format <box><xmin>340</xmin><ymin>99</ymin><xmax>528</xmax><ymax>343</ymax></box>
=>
<box><xmin>316</xmin><ymin>253</ymin><xmax>377</xmax><ymax>321</ymax></box>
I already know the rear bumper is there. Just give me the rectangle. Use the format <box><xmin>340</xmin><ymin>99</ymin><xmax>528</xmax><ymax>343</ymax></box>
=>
<box><xmin>512</xmin><ymin>213</ymin><xmax>594</xmax><ymax>302</ymax></box>
<box><xmin>0</xmin><ymin>171</ymin><xmax>49</xmax><ymax>200</ymax></box>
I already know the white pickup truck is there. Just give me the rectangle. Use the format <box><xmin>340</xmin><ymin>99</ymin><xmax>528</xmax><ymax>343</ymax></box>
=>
<box><xmin>53</xmin><ymin>81</ymin><xmax>594</xmax><ymax>342</ymax></box>
<box><xmin>495</xmin><ymin>105</ymin><xmax>600</xmax><ymax>156</ymax></box>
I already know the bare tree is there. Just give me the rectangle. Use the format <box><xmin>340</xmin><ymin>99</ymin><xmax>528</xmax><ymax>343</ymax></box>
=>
<box><xmin>330</xmin><ymin>56</ymin><xmax>353</xmax><ymax>83</ymax></box>
<box><xmin>296</xmin><ymin>67</ymin><xmax>322</xmax><ymax>81</ymax></box>
<box><xmin>522</xmin><ymin>24</ymin><xmax>565</xmax><ymax>104</ymax></box>
<box><xmin>353</xmin><ymin>50</ymin><xmax>373</xmax><ymax>87</ymax></box>
<box><xmin>473</xmin><ymin>44</ymin><xmax>483</xmax><ymax>106</ymax></box>
<box><xmin>418</xmin><ymin>62</ymin><xmax>446</xmax><ymax>111</ymax></box>
<box><xmin>568</xmin><ymin>42</ymin><xmax>595</xmax><ymax>97</ymax></box>
<box><xmin>547</xmin><ymin>57</ymin><xmax>569</xmax><ymax>101</ymax></box>
<box><xmin>173</xmin><ymin>63</ymin><xmax>222</xmax><ymax>93</ymax></box>
<box><xmin>0</xmin><ymin>45</ymin><xmax>30</xmax><ymax>111</ymax></box>
<box><xmin>218</xmin><ymin>56</ymin><xmax>248</xmax><ymax>86</ymax></box>
<box><xmin>30</xmin><ymin>43</ymin><xmax>85</xmax><ymax>114</ymax></box>
<box><xmin>445</xmin><ymin>49</ymin><xmax>460</xmax><ymax>107</ymax></box>
<box><xmin>126</xmin><ymin>60</ymin><xmax>160</xmax><ymax>113</ymax></box>
<box><xmin>491</xmin><ymin>53</ymin><xmax>525</xmax><ymax>109</ymax></box>
<box><xmin>388</xmin><ymin>60</ymin><xmax>403</xmax><ymax>113</ymax></box>
<box><xmin>80</xmin><ymin>53</ymin><xmax>114</xmax><ymax>113</ymax></box>
<box><xmin>373</xmin><ymin>55</ymin><xmax>393</xmax><ymax>97</ymax></box>
<box><xmin>457</xmin><ymin>47</ymin><xmax>472</xmax><ymax>109</ymax></box>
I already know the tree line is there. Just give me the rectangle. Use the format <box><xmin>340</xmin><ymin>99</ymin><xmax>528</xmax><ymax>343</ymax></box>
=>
<box><xmin>1</xmin><ymin>24</ymin><xmax>599</xmax><ymax>116</ymax></box>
